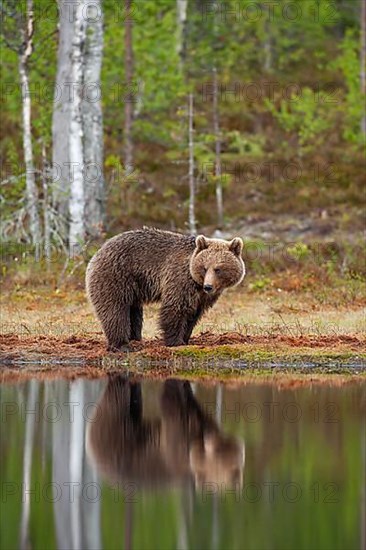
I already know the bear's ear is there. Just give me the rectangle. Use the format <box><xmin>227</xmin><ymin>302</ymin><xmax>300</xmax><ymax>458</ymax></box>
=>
<box><xmin>195</xmin><ymin>235</ymin><xmax>209</xmax><ymax>251</ymax></box>
<box><xmin>229</xmin><ymin>237</ymin><xmax>243</xmax><ymax>256</ymax></box>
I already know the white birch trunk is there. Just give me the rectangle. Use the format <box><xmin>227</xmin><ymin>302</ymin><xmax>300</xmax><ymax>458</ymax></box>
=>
<box><xmin>19</xmin><ymin>0</ymin><xmax>41</xmax><ymax>245</ymax></box>
<box><xmin>83</xmin><ymin>0</ymin><xmax>105</xmax><ymax>238</ymax></box>
<box><xmin>41</xmin><ymin>141</ymin><xmax>51</xmax><ymax>266</ymax></box>
<box><xmin>52</xmin><ymin>0</ymin><xmax>75</xmax><ymax>241</ymax></box>
<box><xmin>68</xmin><ymin>0</ymin><xmax>86</xmax><ymax>250</ymax></box>
<box><xmin>188</xmin><ymin>93</ymin><xmax>197</xmax><ymax>234</ymax></box>
<box><xmin>176</xmin><ymin>0</ymin><xmax>188</xmax><ymax>63</ymax></box>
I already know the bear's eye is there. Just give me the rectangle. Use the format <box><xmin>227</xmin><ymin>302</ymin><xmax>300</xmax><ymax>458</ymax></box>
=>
<box><xmin>214</xmin><ymin>268</ymin><xmax>221</xmax><ymax>275</ymax></box>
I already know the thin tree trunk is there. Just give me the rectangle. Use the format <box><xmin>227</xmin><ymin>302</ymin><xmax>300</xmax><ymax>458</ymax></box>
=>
<box><xmin>41</xmin><ymin>141</ymin><xmax>51</xmax><ymax>267</ymax></box>
<box><xmin>68</xmin><ymin>0</ymin><xmax>86</xmax><ymax>251</ymax></box>
<box><xmin>210</xmin><ymin>384</ymin><xmax>222</xmax><ymax>550</ymax></box>
<box><xmin>20</xmin><ymin>380</ymin><xmax>39</xmax><ymax>550</ymax></box>
<box><xmin>188</xmin><ymin>93</ymin><xmax>196</xmax><ymax>234</ymax></box>
<box><xmin>361</xmin><ymin>0</ymin><xmax>366</xmax><ymax>135</ymax></box>
<box><xmin>69</xmin><ymin>380</ymin><xmax>85</xmax><ymax>550</ymax></box>
<box><xmin>124</xmin><ymin>0</ymin><xmax>134</xmax><ymax>176</ymax></box>
<box><xmin>19</xmin><ymin>0</ymin><xmax>41</xmax><ymax>245</ymax></box>
<box><xmin>263</xmin><ymin>22</ymin><xmax>272</xmax><ymax>72</ymax></box>
<box><xmin>176</xmin><ymin>0</ymin><xmax>188</xmax><ymax>64</ymax></box>
<box><xmin>52</xmin><ymin>0</ymin><xmax>75</xmax><ymax>242</ymax></box>
<box><xmin>83</xmin><ymin>381</ymin><xmax>103</xmax><ymax>550</ymax></box>
<box><xmin>213</xmin><ymin>68</ymin><xmax>223</xmax><ymax>229</ymax></box>
<box><xmin>261</xmin><ymin>3</ymin><xmax>272</xmax><ymax>73</ymax></box>
<box><xmin>124</xmin><ymin>0</ymin><xmax>134</xmax><ymax>175</ymax></box>
<box><xmin>52</xmin><ymin>380</ymin><xmax>72</xmax><ymax>550</ymax></box>
<box><xmin>83</xmin><ymin>0</ymin><xmax>105</xmax><ymax>239</ymax></box>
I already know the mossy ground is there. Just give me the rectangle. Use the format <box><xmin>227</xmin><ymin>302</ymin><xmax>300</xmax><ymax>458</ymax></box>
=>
<box><xmin>1</xmin><ymin>251</ymin><xmax>365</xmax><ymax>383</ymax></box>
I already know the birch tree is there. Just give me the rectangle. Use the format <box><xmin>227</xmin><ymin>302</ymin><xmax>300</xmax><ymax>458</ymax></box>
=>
<box><xmin>83</xmin><ymin>0</ymin><xmax>105</xmax><ymax>238</ymax></box>
<box><xmin>1</xmin><ymin>0</ymin><xmax>41</xmax><ymax>244</ymax></box>
<box><xmin>52</xmin><ymin>0</ymin><xmax>75</xmax><ymax>239</ymax></box>
<box><xmin>176</xmin><ymin>0</ymin><xmax>188</xmax><ymax>64</ymax></box>
<box><xmin>19</xmin><ymin>0</ymin><xmax>41</xmax><ymax>245</ymax></box>
<box><xmin>52</xmin><ymin>0</ymin><xmax>106</xmax><ymax>249</ymax></box>
<box><xmin>68</xmin><ymin>0</ymin><xmax>86</xmax><ymax>248</ymax></box>
<box><xmin>41</xmin><ymin>141</ymin><xmax>51</xmax><ymax>266</ymax></box>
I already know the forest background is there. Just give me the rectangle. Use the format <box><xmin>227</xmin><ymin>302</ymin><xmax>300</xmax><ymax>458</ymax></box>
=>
<box><xmin>1</xmin><ymin>0</ymin><xmax>365</xmax><ymax>340</ymax></box>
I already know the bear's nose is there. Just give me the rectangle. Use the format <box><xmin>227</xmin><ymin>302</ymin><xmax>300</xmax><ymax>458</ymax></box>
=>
<box><xmin>204</xmin><ymin>284</ymin><xmax>213</xmax><ymax>293</ymax></box>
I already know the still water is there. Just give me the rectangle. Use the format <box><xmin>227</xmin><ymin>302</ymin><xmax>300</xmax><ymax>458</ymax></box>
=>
<box><xmin>1</xmin><ymin>375</ymin><xmax>365</xmax><ymax>550</ymax></box>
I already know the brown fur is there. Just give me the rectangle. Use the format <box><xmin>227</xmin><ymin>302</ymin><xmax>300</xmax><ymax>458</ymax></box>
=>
<box><xmin>86</xmin><ymin>376</ymin><xmax>245</xmax><ymax>489</ymax></box>
<box><xmin>86</xmin><ymin>227</ymin><xmax>245</xmax><ymax>350</ymax></box>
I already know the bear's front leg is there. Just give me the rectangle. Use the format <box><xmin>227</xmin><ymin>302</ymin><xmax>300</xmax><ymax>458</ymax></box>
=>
<box><xmin>159</xmin><ymin>302</ymin><xmax>188</xmax><ymax>346</ymax></box>
<box><xmin>183</xmin><ymin>307</ymin><xmax>203</xmax><ymax>344</ymax></box>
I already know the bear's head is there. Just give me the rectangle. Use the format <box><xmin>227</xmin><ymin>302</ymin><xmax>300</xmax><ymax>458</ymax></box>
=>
<box><xmin>190</xmin><ymin>235</ymin><xmax>245</xmax><ymax>295</ymax></box>
<box><xmin>189</xmin><ymin>432</ymin><xmax>245</xmax><ymax>489</ymax></box>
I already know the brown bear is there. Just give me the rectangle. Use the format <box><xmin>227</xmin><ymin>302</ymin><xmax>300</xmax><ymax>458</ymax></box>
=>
<box><xmin>86</xmin><ymin>376</ymin><xmax>245</xmax><ymax>490</ymax></box>
<box><xmin>86</xmin><ymin>227</ymin><xmax>245</xmax><ymax>350</ymax></box>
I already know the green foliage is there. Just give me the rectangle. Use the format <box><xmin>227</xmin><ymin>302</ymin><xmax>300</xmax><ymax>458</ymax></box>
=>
<box><xmin>227</xmin><ymin>131</ymin><xmax>265</xmax><ymax>157</ymax></box>
<box><xmin>265</xmin><ymin>87</ymin><xmax>334</xmax><ymax>153</ymax></box>
<box><xmin>333</xmin><ymin>29</ymin><xmax>365</xmax><ymax>144</ymax></box>
<box><xmin>0</xmin><ymin>0</ymin><xmax>364</xmax><ymax>235</ymax></box>
<box><xmin>287</xmin><ymin>242</ymin><xmax>310</xmax><ymax>261</ymax></box>
<box><xmin>103</xmin><ymin>0</ymin><xmax>187</xmax><ymax>145</ymax></box>
<box><xmin>250</xmin><ymin>277</ymin><xmax>271</xmax><ymax>291</ymax></box>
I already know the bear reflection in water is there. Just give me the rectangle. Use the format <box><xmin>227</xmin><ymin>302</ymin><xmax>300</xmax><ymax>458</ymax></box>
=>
<box><xmin>86</xmin><ymin>376</ymin><xmax>245</xmax><ymax>490</ymax></box>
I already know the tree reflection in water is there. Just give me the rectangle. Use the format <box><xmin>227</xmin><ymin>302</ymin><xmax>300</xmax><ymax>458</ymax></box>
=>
<box><xmin>1</xmin><ymin>376</ymin><xmax>364</xmax><ymax>550</ymax></box>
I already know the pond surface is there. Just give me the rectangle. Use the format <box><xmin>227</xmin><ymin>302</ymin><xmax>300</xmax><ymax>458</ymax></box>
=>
<box><xmin>1</xmin><ymin>375</ymin><xmax>365</xmax><ymax>550</ymax></box>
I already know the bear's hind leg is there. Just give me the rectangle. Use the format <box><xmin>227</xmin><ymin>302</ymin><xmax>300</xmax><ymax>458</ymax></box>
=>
<box><xmin>102</xmin><ymin>304</ymin><xmax>131</xmax><ymax>352</ymax></box>
<box><xmin>130</xmin><ymin>303</ymin><xmax>143</xmax><ymax>341</ymax></box>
